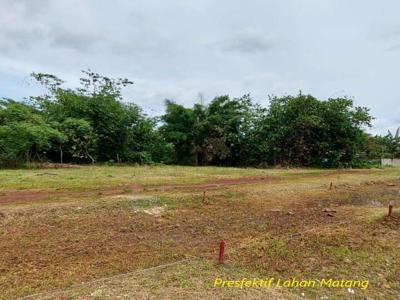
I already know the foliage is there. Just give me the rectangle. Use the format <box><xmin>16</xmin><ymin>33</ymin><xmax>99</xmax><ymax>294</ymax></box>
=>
<box><xmin>371</xmin><ymin>128</ymin><xmax>400</xmax><ymax>159</ymax></box>
<box><xmin>160</xmin><ymin>100</ymin><xmax>197</xmax><ymax>164</ymax></box>
<box><xmin>160</xmin><ymin>93</ymin><xmax>373</xmax><ymax>167</ymax></box>
<box><xmin>57</xmin><ymin>118</ymin><xmax>96</xmax><ymax>163</ymax></box>
<box><xmin>0</xmin><ymin>71</ymin><xmax>386</xmax><ymax>168</ymax></box>
<box><xmin>256</xmin><ymin>94</ymin><xmax>372</xmax><ymax>167</ymax></box>
<box><xmin>30</xmin><ymin>70</ymin><xmax>163</xmax><ymax>164</ymax></box>
<box><xmin>0</xmin><ymin>100</ymin><xmax>64</xmax><ymax>166</ymax></box>
<box><xmin>161</xmin><ymin>95</ymin><xmax>264</xmax><ymax>166</ymax></box>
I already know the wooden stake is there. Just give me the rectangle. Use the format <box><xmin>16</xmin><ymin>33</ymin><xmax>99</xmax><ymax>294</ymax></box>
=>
<box><xmin>388</xmin><ymin>201</ymin><xmax>394</xmax><ymax>218</ymax></box>
<box><xmin>218</xmin><ymin>240</ymin><xmax>225</xmax><ymax>264</ymax></box>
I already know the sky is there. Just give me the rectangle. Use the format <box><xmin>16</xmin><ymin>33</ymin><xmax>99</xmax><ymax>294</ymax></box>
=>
<box><xmin>1</xmin><ymin>0</ymin><xmax>400</xmax><ymax>135</ymax></box>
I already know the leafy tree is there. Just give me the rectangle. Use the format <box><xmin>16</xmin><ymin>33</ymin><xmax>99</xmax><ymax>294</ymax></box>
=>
<box><xmin>257</xmin><ymin>93</ymin><xmax>372</xmax><ymax>167</ymax></box>
<box><xmin>202</xmin><ymin>94</ymin><xmax>264</xmax><ymax>166</ymax></box>
<box><xmin>160</xmin><ymin>95</ymin><xmax>264</xmax><ymax>166</ymax></box>
<box><xmin>32</xmin><ymin>71</ymin><xmax>129</xmax><ymax>161</ymax></box>
<box><xmin>160</xmin><ymin>100</ymin><xmax>197</xmax><ymax>164</ymax></box>
<box><xmin>58</xmin><ymin>118</ymin><xmax>96</xmax><ymax>163</ymax></box>
<box><xmin>0</xmin><ymin>100</ymin><xmax>64</xmax><ymax>166</ymax></box>
<box><xmin>372</xmin><ymin>128</ymin><xmax>400</xmax><ymax>159</ymax></box>
<box><xmin>30</xmin><ymin>70</ymin><xmax>161</xmax><ymax>163</ymax></box>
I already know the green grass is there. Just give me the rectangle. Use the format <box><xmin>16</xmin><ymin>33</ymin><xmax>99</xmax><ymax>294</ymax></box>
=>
<box><xmin>0</xmin><ymin>165</ymin><xmax>277</xmax><ymax>191</ymax></box>
<box><xmin>1</xmin><ymin>165</ymin><xmax>399</xmax><ymax>192</ymax></box>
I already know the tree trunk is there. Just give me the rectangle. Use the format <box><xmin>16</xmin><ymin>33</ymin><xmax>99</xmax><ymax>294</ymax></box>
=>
<box><xmin>59</xmin><ymin>144</ymin><xmax>63</xmax><ymax>164</ymax></box>
<box><xmin>85</xmin><ymin>148</ymin><xmax>95</xmax><ymax>164</ymax></box>
<box><xmin>25</xmin><ymin>150</ymin><xmax>31</xmax><ymax>166</ymax></box>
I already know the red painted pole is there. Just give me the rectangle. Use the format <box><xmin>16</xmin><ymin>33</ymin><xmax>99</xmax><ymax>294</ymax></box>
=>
<box><xmin>218</xmin><ymin>240</ymin><xmax>225</xmax><ymax>264</ymax></box>
<box><xmin>388</xmin><ymin>202</ymin><xmax>393</xmax><ymax>218</ymax></box>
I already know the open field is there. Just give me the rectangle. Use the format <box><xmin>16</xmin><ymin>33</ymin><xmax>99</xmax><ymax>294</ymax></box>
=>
<box><xmin>1</xmin><ymin>166</ymin><xmax>400</xmax><ymax>299</ymax></box>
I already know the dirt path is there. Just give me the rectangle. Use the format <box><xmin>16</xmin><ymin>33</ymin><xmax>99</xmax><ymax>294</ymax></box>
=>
<box><xmin>0</xmin><ymin>176</ymin><xmax>278</xmax><ymax>204</ymax></box>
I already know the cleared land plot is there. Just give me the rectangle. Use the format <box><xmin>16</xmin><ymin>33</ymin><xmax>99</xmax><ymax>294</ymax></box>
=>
<box><xmin>0</xmin><ymin>166</ymin><xmax>400</xmax><ymax>299</ymax></box>
<box><xmin>21</xmin><ymin>259</ymin><xmax>301</xmax><ymax>300</ymax></box>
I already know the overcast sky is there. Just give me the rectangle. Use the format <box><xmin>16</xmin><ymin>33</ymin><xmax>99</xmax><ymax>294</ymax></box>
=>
<box><xmin>1</xmin><ymin>0</ymin><xmax>400</xmax><ymax>134</ymax></box>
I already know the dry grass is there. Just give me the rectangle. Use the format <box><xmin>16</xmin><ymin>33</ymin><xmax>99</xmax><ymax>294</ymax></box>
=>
<box><xmin>0</xmin><ymin>166</ymin><xmax>400</xmax><ymax>299</ymax></box>
<box><xmin>24</xmin><ymin>259</ymin><xmax>301</xmax><ymax>300</ymax></box>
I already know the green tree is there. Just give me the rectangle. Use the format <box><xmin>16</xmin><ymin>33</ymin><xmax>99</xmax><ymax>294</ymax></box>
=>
<box><xmin>0</xmin><ymin>100</ymin><xmax>64</xmax><ymax>166</ymax></box>
<box><xmin>160</xmin><ymin>100</ymin><xmax>196</xmax><ymax>164</ymax></box>
<box><xmin>372</xmin><ymin>128</ymin><xmax>400</xmax><ymax>159</ymax></box>
<box><xmin>160</xmin><ymin>95</ymin><xmax>264</xmax><ymax>166</ymax></box>
<box><xmin>31</xmin><ymin>70</ymin><xmax>161</xmax><ymax>163</ymax></box>
<box><xmin>202</xmin><ymin>94</ymin><xmax>264</xmax><ymax>166</ymax></box>
<box><xmin>58</xmin><ymin>118</ymin><xmax>96</xmax><ymax>163</ymax></box>
<box><xmin>257</xmin><ymin>93</ymin><xmax>372</xmax><ymax>167</ymax></box>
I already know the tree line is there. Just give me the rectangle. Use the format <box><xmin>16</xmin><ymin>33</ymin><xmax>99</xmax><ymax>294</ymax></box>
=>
<box><xmin>0</xmin><ymin>71</ymin><xmax>397</xmax><ymax>168</ymax></box>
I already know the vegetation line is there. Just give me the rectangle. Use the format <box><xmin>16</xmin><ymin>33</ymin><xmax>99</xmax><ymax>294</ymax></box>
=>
<box><xmin>1</xmin><ymin>71</ymin><xmax>398</xmax><ymax>168</ymax></box>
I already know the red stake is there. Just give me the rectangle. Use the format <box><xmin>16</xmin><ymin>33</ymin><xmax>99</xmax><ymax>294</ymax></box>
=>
<box><xmin>388</xmin><ymin>202</ymin><xmax>393</xmax><ymax>218</ymax></box>
<box><xmin>218</xmin><ymin>240</ymin><xmax>225</xmax><ymax>264</ymax></box>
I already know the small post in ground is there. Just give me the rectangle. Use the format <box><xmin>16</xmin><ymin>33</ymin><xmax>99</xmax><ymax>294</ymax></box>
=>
<box><xmin>388</xmin><ymin>201</ymin><xmax>394</xmax><ymax>218</ymax></box>
<box><xmin>218</xmin><ymin>240</ymin><xmax>225</xmax><ymax>264</ymax></box>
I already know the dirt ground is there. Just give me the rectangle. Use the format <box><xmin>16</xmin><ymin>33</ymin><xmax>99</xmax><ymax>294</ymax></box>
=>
<box><xmin>0</xmin><ymin>167</ymin><xmax>399</xmax><ymax>299</ymax></box>
<box><xmin>0</xmin><ymin>176</ymin><xmax>278</xmax><ymax>204</ymax></box>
